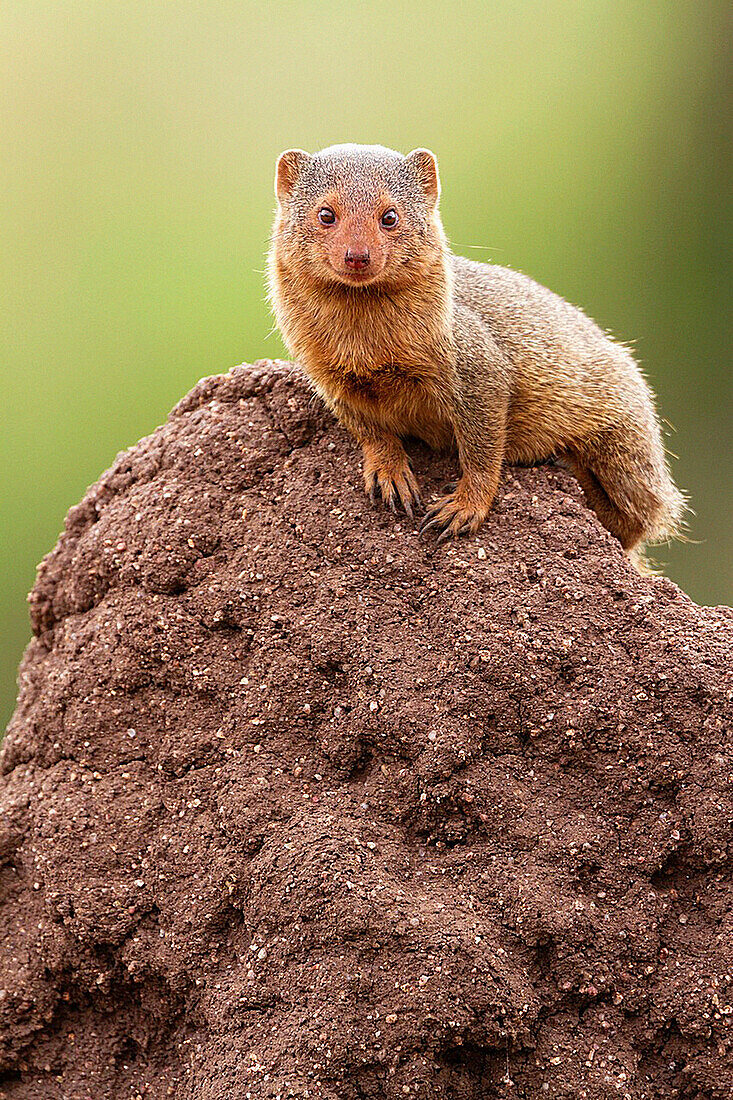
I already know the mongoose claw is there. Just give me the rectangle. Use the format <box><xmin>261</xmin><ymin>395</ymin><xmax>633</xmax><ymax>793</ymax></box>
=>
<box><xmin>396</xmin><ymin>492</ymin><xmax>413</xmax><ymax>520</ymax></box>
<box><xmin>419</xmin><ymin>512</ymin><xmax>445</xmax><ymax>537</ymax></box>
<box><xmin>437</xmin><ymin>522</ymin><xmax>472</xmax><ymax>543</ymax></box>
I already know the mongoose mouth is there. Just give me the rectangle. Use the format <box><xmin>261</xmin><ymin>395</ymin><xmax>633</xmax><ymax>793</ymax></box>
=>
<box><xmin>328</xmin><ymin>263</ymin><xmax>384</xmax><ymax>287</ymax></box>
<box><xmin>340</xmin><ymin>270</ymin><xmax>376</xmax><ymax>285</ymax></box>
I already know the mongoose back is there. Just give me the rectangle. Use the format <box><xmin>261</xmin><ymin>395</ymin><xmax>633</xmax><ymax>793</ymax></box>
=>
<box><xmin>268</xmin><ymin>143</ymin><xmax>685</xmax><ymax>559</ymax></box>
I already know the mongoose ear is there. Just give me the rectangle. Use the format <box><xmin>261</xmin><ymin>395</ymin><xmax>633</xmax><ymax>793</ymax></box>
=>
<box><xmin>275</xmin><ymin>149</ymin><xmax>310</xmax><ymax>203</ymax></box>
<box><xmin>406</xmin><ymin>148</ymin><xmax>440</xmax><ymax>205</ymax></box>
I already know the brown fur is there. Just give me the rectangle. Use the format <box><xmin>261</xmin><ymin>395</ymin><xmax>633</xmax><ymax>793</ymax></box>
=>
<box><xmin>268</xmin><ymin>143</ymin><xmax>686</xmax><ymax>552</ymax></box>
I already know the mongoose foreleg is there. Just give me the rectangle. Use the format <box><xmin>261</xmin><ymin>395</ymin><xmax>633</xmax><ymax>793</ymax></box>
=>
<box><xmin>337</xmin><ymin>404</ymin><xmax>423</xmax><ymax>518</ymax></box>
<box><xmin>420</xmin><ymin>307</ymin><xmax>511</xmax><ymax>540</ymax></box>
<box><xmin>419</xmin><ymin>403</ymin><xmax>507</xmax><ymax>540</ymax></box>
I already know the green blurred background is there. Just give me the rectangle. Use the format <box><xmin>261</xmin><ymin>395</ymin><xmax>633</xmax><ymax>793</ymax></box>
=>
<box><xmin>2</xmin><ymin>1</ymin><xmax>731</xmax><ymax>730</ymax></box>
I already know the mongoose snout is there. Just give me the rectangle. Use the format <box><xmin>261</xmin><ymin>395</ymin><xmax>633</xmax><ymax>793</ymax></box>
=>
<box><xmin>344</xmin><ymin>247</ymin><xmax>371</xmax><ymax>272</ymax></box>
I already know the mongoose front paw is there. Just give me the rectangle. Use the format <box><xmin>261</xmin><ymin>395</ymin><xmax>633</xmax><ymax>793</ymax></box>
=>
<box><xmin>364</xmin><ymin>460</ymin><xmax>423</xmax><ymax>519</ymax></box>
<box><xmin>419</xmin><ymin>490</ymin><xmax>488</xmax><ymax>542</ymax></box>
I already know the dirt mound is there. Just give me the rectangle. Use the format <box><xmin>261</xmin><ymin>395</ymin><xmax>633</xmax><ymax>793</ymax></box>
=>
<box><xmin>1</xmin><ymin>360</ymin><xmax>732</xmax><ymax>1099</ymax></box>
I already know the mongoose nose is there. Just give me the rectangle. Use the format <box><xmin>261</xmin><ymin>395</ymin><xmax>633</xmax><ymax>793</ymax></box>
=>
<box><xmin>344</xmin><ymin>248</ymin><xmax>370</xmax><ymax>271</ymax></box>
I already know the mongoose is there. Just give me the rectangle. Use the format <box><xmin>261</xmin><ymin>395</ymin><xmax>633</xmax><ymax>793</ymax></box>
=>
<box><xmin>268</xmin><ymin>143</ymin><xmax>685</xmax><ymax>558</ymax></box>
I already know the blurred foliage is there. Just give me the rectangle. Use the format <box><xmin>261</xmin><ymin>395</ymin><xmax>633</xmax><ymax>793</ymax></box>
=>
<box><xmin>2</xmin><ymin>1</ymin><xmax>731</xmax><ymax>729</ymax></box>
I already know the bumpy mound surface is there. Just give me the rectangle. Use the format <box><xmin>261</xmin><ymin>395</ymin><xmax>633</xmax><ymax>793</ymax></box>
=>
<box><xmin>1</xmin><ymin>360</ymin><xmax>732</xmax><ymax>1099</ymax></box>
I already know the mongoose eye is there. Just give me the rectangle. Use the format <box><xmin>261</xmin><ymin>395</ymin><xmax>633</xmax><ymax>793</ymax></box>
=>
<box><xmin>318</xmin><ymin>206</ymin><xmax>336</xmax><ymax>226</ymax></box>
<box><xmin>380</xmin><ymin>208</ymin><xmax>399</xmax><ymax>229</ymax></box>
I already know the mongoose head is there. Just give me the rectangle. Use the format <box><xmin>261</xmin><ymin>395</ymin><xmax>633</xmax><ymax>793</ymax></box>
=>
<box><xmin>271</xmin><ymin>144</ymin><xmax>446</xmax><ymax>290</ymax></box>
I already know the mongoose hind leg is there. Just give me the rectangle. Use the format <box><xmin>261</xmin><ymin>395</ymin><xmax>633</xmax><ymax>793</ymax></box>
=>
<box><xmin>564</xmin><ymin>459</ymin><xmax>646</xmax><ymax>551</ymax></box>
<box><xmin>564</xmin><ymin>421</ymin><xmax>681</xmax><ymax>553</ymax></box>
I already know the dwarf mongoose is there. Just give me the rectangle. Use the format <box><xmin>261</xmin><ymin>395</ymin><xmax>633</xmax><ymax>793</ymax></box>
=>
<box><xmin>268</xmin><ymin>144</ymin><xmax>685</xmax><ymax>559</ymax></box>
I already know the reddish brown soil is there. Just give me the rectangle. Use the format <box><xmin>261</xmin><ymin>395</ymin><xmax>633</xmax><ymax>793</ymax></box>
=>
<box><xmin>1</xmin><ymin>360</ymin><xmax>732</xmax><ymax>1099</ymax></box>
